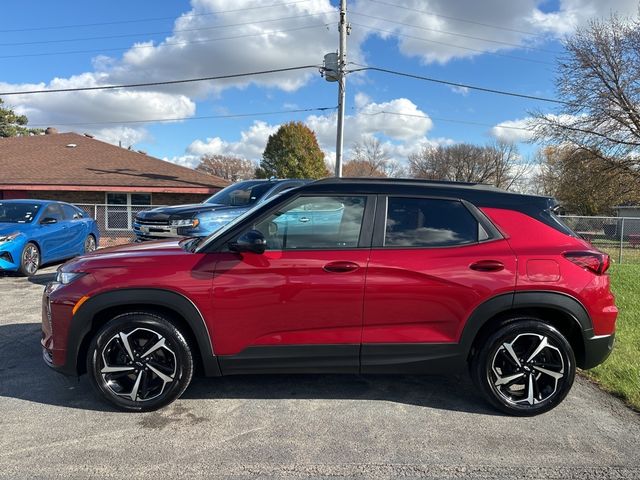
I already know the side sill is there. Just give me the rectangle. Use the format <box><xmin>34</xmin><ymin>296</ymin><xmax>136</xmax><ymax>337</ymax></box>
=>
<box><xmin>361</xmin><ymin>343</ymin><xmax>465</xmax><ymax>374</ymax></box>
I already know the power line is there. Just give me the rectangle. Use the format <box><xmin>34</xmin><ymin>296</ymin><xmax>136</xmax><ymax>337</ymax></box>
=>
<box><xmin>349</xmin><ymin>11</ymin><xmax>561</xmax><ymax>55</ymax></box>
<box><xmin>0</xmin><ymin>11</ymin><xmax>335</xmax><ymax>48</ymax></box>
<box><xmin>350</xmin><ymin>23</ymin><xmax>554</xmax><ymax>66</ymax></box>
<box><xmin>0</xmin><ymin>24</ymin><xmax>330</xmax><ymax>59</ymax></box>
<box><xmin>0</xmin><ymin>65</ymin><xmax>321</xmax><ymax>96</ymax></box>
<box><xmin>362</xmin><ymin>0</ymin><xmax>548</xmax><ymax>39</ymax></box>
<box><xmin>0</xmin><ymin>0</ymin><xmax>315</xmax><ymax>33</ymax></box>
<box><xmin>25</xmin><ymin>106</ymin><xmax>337</xmax><ymax>128</ymax></box>
<box><xmin>349</xmin><ymin>64</ymin><xmax>566</xmax><ymax>105</ymax></box>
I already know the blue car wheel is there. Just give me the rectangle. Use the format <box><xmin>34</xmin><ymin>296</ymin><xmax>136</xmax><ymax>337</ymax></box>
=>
<box><xmin>19</xmin><ymin>242</ymin><xmax>40</xmax><ymax>276</ymax></box>
<box><xmin>84</xmin><ymin>234</ymin><xmax>97</xmax><ymax>253</ymax></box>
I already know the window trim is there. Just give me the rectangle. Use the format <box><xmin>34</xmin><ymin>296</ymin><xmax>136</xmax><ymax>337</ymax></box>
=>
<box><xmin>372</xmin><ymin>194</ymin><xmax>502</xmax><ymax>249</ymax></box>
<box><xmin>105</xmin><ymin>192</ymin><xmax>152</xmax><ymax>231</ymax></box>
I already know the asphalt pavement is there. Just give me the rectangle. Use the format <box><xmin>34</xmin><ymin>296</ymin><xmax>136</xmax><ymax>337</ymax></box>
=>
<box><xmin>0</xmin><ymin>265</ymin><xmax>639</xmax><ymax>479</ymax></box>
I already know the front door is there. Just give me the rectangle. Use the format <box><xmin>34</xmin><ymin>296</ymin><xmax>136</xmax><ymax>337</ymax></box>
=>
<box><xmin>211</xmin><ymin>194</ymin><xmax>374</xmax><ymax>374</ymax></box>
<box><xmin>37</xmin><ymin>204</ymin><xmax>68</xmax><ymax>262</ymax></box>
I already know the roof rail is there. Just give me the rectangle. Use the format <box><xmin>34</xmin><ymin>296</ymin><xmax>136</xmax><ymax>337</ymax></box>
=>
<box><xmin>312</xmin><ymin>177</ymin><xmax>505</xmax><ymax>190</ymax></box>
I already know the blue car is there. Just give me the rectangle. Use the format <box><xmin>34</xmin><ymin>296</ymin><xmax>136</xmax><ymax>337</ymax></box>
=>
<box><xmin>0</xmin><ymin>200</ymin><xmax>100</xmax><ymax>276</ymax></box>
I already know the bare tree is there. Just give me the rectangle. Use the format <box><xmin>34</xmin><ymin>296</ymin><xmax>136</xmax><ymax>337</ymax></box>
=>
<box><xmin>196</xmin><ymin>154</ymin><xmax>256</xmax><ymax>181</ymax></box>
<box><xmin>407</xmin><ymin>142</ymin><xmax>529</xmax><ymax>190</ymax></box>
<box><xmin>532</xmin><ymin>13</ymin><xmax>640</xmax><ymax>177</ymax></box>
<box><xmin>343</xmin><ymin>137</ymin><xmax>404</xmax><ymax>177</ymax></box>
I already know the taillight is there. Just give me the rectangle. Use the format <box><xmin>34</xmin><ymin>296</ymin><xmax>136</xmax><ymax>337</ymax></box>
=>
<box><xmin>563</xmin><ymin>251</ymin><xmax>610</xmax><ymax>275</ymax></box>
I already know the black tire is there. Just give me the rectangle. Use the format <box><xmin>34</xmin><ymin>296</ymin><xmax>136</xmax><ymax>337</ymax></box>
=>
<box><xmin>470</xmin><ymin>319</ymin><xmax>576</xmax><ymax>416</ymax></box>
<box><xmin>87</xmin><ymin>312</ymin><xmax>193</xmax><ymax>412</ymax></box>
<box><xmin>84</xmin><ymin>234</ymin><xmax>97</xmax><ymax>253</ymax></box>
<box><xmin>19</xmin><ymin>242</ymin><xmax>40</xmax><ymax>276</ymax></box>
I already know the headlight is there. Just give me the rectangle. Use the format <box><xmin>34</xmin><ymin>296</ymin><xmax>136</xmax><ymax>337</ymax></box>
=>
<box><xmin>171</xmin><ymin>218</ymin><xmax>200</xmax><ymax>228</ymax></box>
<box><xmin>0</xmin><ymin>232</ymin><xmax>20</xmax><ymax>244</ymax></box>
<box><xmin>56</xmin><ymin>271</ymin><xmax>86</xmax><ymax>285</ymax></box>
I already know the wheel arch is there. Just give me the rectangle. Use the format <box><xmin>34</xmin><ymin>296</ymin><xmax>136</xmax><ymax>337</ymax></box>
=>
<box><xmin>461</xmin><ymin>291</ymin><xmax>591</xmax><ymax>369</ymax></box>
<box><xmin>69</xmin><ymin>288</ymin><xmax>221</xmax><ymax>377</ymax></box>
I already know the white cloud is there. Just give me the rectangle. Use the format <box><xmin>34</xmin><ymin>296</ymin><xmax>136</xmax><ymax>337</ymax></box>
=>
<box><xmin>491</xmin><ymin>117</ymin><xmax>536</xmax><ymax>143</ymax></box>
<box><xmin>449</xmin><ymin>85</ymin><xmax>469</xmax><ymax>96</ymax></box>
<box><xmin>168</xmin><ymin>96</ymin><xmax>442</xmax><ymax>169</ymax></box>
<box><xmin>351</xmin><ymin>0</ymin><xmax>639</xmax><ymax>64</ymax></box>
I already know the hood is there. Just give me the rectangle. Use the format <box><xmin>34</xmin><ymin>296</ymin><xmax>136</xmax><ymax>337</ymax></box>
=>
<box><xmin>62</xmin><ymin>239</ymin><xmax>186</xmax><ymax>271</ymax></box>
<box><xmin>0</xmin><ymin>223</ymin><xmax>29</xmax><ymax>236</ymax></box>
<box><xmin>135</xmin><ymin>203</ymin><xmax>242</xmax><ymax>220</ymax></box>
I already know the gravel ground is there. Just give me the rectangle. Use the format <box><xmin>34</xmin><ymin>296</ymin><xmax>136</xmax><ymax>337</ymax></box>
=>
<box><xmin>0</xmin><ymin>265</ymin><xmax>639</xmax><ymax>479</ymax></box>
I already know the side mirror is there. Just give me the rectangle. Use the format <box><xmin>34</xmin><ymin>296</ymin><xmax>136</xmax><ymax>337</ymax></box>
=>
<box><xmin>40</xmin><ymin>217</ymin><xmax>57</xmax><ymax>225</ymax></box>
<box><xmin>229</xmin><ymin>229</ymin><xmax>267</xmax><ymax>254</ymax></box>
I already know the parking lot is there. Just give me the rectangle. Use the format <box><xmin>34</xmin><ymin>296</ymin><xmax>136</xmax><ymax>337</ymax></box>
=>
<box><xmin>0</xmin><ymin>266</ymin><xmax>638</xmax><ymax>479</ymax></box>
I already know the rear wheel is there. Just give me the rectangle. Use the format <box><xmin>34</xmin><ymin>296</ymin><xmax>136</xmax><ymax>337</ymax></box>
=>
<box><xmin>471</xmin><ymin>319</ymin><xmax>575</xmax><ymax>416</ymax></box>
<box><xmin>87</xmin><ymin>312</ymin><xmax>193</xmax><ymax>412</ymax></box>
<box><xmin>84</xmin><ymin>234</ymin><xmax>97</xmax><ymax>253</ymax></box>
<box><xmin>19</xmin><ymin>242</ymin><xmax>40</xmax><ymax>276</ymax></box>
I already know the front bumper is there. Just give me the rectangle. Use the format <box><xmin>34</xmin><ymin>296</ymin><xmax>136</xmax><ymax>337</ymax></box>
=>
<box><xmin>0</xmin><ymin>242</ymin><xmax>22</xmax><ymax>271</ymax></box>
<box><xmin>41</xmin><ymin>282</ymin><xmax>81</xmax><ymax>376</ymax></box>
<box><xmin>581</xmin><ymin>333</ymin><xmax>615</xmax><ymax>370</ymax></box>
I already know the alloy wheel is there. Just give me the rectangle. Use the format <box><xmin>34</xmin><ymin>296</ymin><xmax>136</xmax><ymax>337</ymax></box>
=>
<box><xmin>22</xmin><ymin>244</ymin><xmax>39</xmax><ymax>275</ymax></box>
<box><xmin>99</xmin><ymin>328</ymin><xmax>177</xmax><ymax>403</ymax></box>
<box><xmin>489</xmin><ymin>332</ymin><xmax>566</xmax><ymax>407</ymax></box>
<box><xmin>85</xmin><ymin>235</ymin><xmax>96</xmax><ymax>253</ymax></box>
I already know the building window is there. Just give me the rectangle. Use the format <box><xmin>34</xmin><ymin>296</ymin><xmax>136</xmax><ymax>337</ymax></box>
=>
<box><xmin>105</xmin><ymin>192</ymin><xmax>152</xmax><ymax>230</ymax></box>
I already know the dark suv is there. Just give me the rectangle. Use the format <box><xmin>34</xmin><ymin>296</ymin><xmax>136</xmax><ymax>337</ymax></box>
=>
<box><xmin>133</xmin><ymin>178</ymin><xmax>307</xmax><ymax>240</ymax></box>
<box><xmin>42</xmin><ymin>178</ymin><xmax>617</xmax><ymax>415</ymax></box>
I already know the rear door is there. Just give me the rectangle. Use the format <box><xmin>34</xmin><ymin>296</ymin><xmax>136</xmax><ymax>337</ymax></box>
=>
<box><xmin>361</xmin><ymin>195</ymin><xmax>517</xmax><ymax>371</ymax></box>
<box><xmin>61</xmin><ymin>204</ymin><xmax>87</xmax><ymax>256</ymax></box>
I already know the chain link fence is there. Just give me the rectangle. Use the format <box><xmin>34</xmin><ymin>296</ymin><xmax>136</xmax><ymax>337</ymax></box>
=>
<box><xmin>559</xmin><ymin>215</ymin><xmax>640</xmax><ymax>264</ymax></box>
<box><xmin>76</xmin><ymin>204</ymin><xmax>163</xmax><ymax>247</ymax></box>
<box><xmin>71</xmin><ymin>205</ymin><xmax>640</xmax><ymax>263</ymax></box>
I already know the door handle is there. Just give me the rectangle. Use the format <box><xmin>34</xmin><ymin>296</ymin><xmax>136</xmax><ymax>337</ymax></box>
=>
<box><xmin>299</xmin><ymin>217</ymin><xmax>310</xmax><ymax>223</ymax></box>
<box><xmin>323</xmin><ymin>261</ymin><xmax>360</xmax><ymax>273</ymax></box>
<box><xmin>469</xmin><ymin>260</ymin><xmax>504</xmax><ymax>272</ymax></box>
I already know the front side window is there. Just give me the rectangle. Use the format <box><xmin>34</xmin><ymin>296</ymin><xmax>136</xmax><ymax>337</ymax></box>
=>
<box><xmin>249</xmin><ymin>196</ymin><xmax>367</xmax><ymax>250</ymax></box>
<box><xmin>385</xmin><ymin>197</ymin><xmax>480</xmax><ymax>247</ymax></box>
<box><xmin>41</xmin><ymin>204</ymin><xmax>64</xmax><ymax>222</ymax></box>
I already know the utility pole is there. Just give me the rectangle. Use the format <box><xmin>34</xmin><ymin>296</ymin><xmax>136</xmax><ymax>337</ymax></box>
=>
<box><xmin>334</xmin><ymin>0</ymin><xmax>348</xmax><ymax>177</ymax></box>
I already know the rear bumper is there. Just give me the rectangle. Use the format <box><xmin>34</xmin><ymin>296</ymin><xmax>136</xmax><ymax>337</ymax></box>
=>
<box><xmin>581</xmin><ymin>333</ymin><xmax>615</xmax><ymax>370</ymax></box>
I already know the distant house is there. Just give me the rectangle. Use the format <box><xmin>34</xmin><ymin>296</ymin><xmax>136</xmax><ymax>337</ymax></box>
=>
<box><xmin>0</xmin><ymin>130</ymin><xmax>228</xmax><ymax>234</ymax></box>
<box><xmin>614</xmin><ymin>205</ymin><xmax>640</xmax><ymax>219</ymax></box>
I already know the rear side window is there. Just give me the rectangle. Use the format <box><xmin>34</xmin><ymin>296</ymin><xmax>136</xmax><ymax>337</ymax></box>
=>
<box><xmin>385</xmin><ymin>197</ymin><xmax>481</xmax><ymax>247</ymax></box>
<box><xmin>61</xmin><ymin>204</ymin><xmax>84</xmax><ymax>220</ymax></box>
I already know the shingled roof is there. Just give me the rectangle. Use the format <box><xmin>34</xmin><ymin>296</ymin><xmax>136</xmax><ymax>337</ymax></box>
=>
<box><xmin>0</xmin><ymin>132</ymin><xmax>228</xmax><ymax>194</ymax></box>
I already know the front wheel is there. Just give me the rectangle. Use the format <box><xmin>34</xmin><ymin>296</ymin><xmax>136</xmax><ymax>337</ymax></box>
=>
<box><xmin>19</xmin><ymin>242</ymin><xmax>40</xmax><ymax>276</ymax></box>
<box><xmin>87</xmin><ymin>312</ymin><xmax>194</xmax><ymax>412</ymax></box>
<box><xmin>471</xmin><ymin>319</ymin><xmax>576</xmax><ymax>416</ymax></box>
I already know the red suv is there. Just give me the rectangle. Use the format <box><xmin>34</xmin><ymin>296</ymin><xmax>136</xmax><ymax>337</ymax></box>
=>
<box><xmin>42</xmin><ymin>178</ymin><xmax>617</xmax><ymax>415</ymax></box>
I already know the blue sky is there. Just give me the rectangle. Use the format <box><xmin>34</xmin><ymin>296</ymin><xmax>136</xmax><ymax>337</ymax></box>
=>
<box><xmin>1</xmin><ymin>0</ymin><xmax>638</xmax><ymax>169</ymax></box>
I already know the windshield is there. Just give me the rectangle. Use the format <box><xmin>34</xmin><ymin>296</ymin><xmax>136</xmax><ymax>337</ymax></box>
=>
<box><xmin>0</xmin><ymin>202</ymin><xmax>40</xmax><ymax>223</ymax></box>
<box><xmin>204</xmin><ymin>181</ymin><xmax>275</xmax><ymax>207</ymax></box>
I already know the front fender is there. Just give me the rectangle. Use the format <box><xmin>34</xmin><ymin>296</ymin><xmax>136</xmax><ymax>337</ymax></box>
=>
<box><xmin>68</xmin><ymin>288</ymin><xmax>221</xmax><ymax>376</ymax></box>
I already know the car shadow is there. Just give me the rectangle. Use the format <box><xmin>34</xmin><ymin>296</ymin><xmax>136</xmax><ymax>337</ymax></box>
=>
<box><xmin>0</xmin><ymin>322</ymin><xmax>498</xmax><ymax>416</ymax></box>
